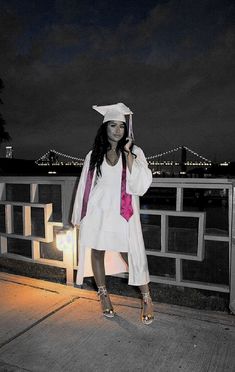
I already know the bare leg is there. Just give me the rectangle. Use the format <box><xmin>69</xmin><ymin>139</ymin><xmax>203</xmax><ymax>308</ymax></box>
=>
<box><xmin>91</xmin><ymin>249</ymin><xmax>114</xmax><ymax>317</ymax></box>
<box><xmin>139</xmin><ymin>284</ymin><xmax>149</xmax><ymax>293</ymax></box>
<box><xmin>91</xmin><ymin>249</ymin><xmax>105</xmax><ymax>286</ymax></box>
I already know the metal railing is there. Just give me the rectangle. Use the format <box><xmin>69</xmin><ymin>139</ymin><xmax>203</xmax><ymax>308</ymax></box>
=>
<box><xmin>0</xmin><ymin>176</ymin><xmax>234</xmax><ymax>312</ymax></box>
<box><xmin>0</xmin><ymin>177</ymin><xmax>77</xmax><ymax>285</ymax></box>
<box><xmin>140</xmin><ymin>179</ymin><xmax>233</xmax><ymax>293</ymax></box>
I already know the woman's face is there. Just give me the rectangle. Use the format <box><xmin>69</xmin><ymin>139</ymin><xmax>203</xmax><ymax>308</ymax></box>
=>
<box><xmin>106</xmin><ymin>121</ymin><xmax>125</xmax><ymax>143</ymax></box>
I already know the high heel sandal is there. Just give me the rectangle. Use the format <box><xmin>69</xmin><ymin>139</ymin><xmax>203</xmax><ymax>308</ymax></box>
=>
<box><xmin>141</xmin><ymin>292</ymin><xmax>154</xmax><ymax>325</ymax></box>
<box><xmin>97</xmin><ymin>286</ymin><xmax>115</xmax><ymax>318</ymax></box>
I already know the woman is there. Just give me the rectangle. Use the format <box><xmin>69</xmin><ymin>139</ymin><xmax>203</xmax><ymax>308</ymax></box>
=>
<box><xmin>72</xmin><ymin>103</ymin><xmax>154</xmax><ymax>325</ymax></box>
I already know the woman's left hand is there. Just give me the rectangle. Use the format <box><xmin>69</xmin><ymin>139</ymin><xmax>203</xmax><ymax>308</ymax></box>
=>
<box><xmin>124</xmin><ymin>137</ymin><xmax>133</xmax><ymax>153</ymax></box>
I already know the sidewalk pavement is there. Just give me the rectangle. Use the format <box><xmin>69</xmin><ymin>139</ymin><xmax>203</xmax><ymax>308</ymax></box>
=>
<box><xmin>0</xmin><ymin>272</ymin><xmax>234</xmax><ymax>372</ymax></box>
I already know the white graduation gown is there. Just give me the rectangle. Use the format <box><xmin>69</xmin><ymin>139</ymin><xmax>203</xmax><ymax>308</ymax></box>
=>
<box><xmin>71</xmin><ymin>145</ymin><xmax>152</xmax><ymax>286</ymax></box>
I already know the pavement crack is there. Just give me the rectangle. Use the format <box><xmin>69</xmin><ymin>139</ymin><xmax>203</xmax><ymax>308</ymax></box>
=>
<box><xmin>0</xmin><ymin>359</ymin><xmax>32</xmax><ymax>371</ymax></box>
<box><xmin>0</xmin><ymin>296</ymin><xmax>80</xmax><ymax>350</ymax></box>
<box><xmin>0</xmin><ymin>278</ymin><xmax>60</xmax><ymax>294</ymax></box>
<box><xmin>154</xmin><ymin>309</ymin><xmax>235</xmax><ymax>327</ymax></box>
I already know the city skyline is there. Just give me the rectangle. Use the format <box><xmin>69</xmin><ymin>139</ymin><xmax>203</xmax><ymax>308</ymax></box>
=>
<box><xmin>0</xmin><ymin>0</ymin><xmax>234</xmax><ymax>161</ymax></box>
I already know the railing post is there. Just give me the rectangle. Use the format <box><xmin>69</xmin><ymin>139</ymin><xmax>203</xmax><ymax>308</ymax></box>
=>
<box><xmin>0</xmin><ymin>236</ymin><xmax>7</xmax><ymax>254</ymax></box>
<box><xmin>0</xmin><ymin>183</ymin><xmax>6</xmax><ymax>200</ymax></box>
<box><xmin>5</xmin><ymin>205</ymin><xmax>13</xmax><ymax>234</ymax></box>
<box><xmin>161</xmin><ymin>214</ymin><xmax>168</xmax><ymax>252</ymax></box>
<box><xmin>176</xmin><ymin>187</ymin><xmax>183</xmax><ymax>211</ymax></box>
<box><xmin>62</xmin><ymin>179</ymin><xmax>77</xmax><ymax>226</ymax></box>
<box><xmin>229</xmin><ymin>185</ymin><xmax>235</xmax><ymax>313</ymax></box>
<box><xmin>23</xmin><ymin>206</ymin><xmax>31</xmax><ymax>236</ymax></box>
<box><xmin>30</xmin><ymin>184</ymin><xmax>38</xmax><ymax>203</ymax></box>
<box><xmin>32</xmin><ymin>241</ymin><xmax>40</xmax><ymax>260</ymax></box>
<box><xmin>63</xmin><ymin>228</ymin><xmax>76</xmax><ymax>286</ymax></box>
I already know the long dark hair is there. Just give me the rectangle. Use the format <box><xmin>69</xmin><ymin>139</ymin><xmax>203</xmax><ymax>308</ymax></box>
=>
<box><xmin>89</xmin><ymin>121</ymin><xmax>134</xmax><ymax>177</ymax></box>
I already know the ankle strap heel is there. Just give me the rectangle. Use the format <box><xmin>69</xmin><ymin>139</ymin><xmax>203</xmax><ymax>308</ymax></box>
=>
<box><xmin>141</xmin><ymin>292</ymin><xmax>154</xmax><ymax>325</ymax></box>
<box><xmin>97</xmin><ymin>285</ymin><xmax>108</xmax><ymax>296</ymax></box>
<box><xmin>97</xmin><ymin>286</ymin><xmax>115</xmax><ymax>318</ymax></box>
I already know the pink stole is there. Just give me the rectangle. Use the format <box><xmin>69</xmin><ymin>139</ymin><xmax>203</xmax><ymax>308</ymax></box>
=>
<box><xmin>81</xmin><ymin>152</ymin><xmax>133</xmax><ymax>221</ymax></box>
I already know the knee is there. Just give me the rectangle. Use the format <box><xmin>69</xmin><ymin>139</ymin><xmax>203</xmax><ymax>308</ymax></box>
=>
<box><xmin>91</xmin><ymin>249</ymin><xmax>105</xmax><ymax>261</ymax></box>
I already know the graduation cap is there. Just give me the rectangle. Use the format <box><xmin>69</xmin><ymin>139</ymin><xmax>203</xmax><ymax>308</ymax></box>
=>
<box><xmin>92</xmin><ymin>102</ymin><xmax>134</xmax><ymax>138</ymax></box>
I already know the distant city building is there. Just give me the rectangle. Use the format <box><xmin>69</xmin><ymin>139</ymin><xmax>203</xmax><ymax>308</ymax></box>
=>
<box><xmin>5</xmin><ymin>146</ymin><xmax>13</xmax><ymax>158</ymax></box>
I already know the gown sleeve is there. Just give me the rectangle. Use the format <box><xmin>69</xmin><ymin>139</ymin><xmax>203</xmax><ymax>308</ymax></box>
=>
<box><xmin>126</xmin><ymin>146</ymin><xmax>152</xmax><ymax>196</ymax></box>
<box><xmin>71</xmin><ymin>151</ymin><xmax>92</xmax><ymax>226</ymax></box>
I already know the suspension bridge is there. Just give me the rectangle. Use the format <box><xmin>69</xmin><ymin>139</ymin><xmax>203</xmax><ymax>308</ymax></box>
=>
<box><xmin>36</xmin><ymin>146</ymin><xmax>214</xmax><ymax>176</ymax></box>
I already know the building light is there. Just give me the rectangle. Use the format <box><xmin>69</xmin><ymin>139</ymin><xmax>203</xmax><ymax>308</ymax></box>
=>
<box><xmin>6</xmin><ymin>146</ymin><xmax>13</xmax><ymax>158</ymax></box>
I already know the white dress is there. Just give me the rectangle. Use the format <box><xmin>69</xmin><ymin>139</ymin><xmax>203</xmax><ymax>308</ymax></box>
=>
<box><xmin>71</xmin><ymin>145</ymin><xmax>152</xmax><ymax>286</ymax></box>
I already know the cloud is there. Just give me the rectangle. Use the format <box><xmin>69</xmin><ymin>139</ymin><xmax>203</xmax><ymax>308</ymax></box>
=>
<box><xmin>0</xmin><ymin>7</ymin><xmax>25</xmax><ymax>66</ymax></box>
<box><xmin>0</xmin><ymin>0</ymin><xmax>235</xmax><ymax>161</ymax></box>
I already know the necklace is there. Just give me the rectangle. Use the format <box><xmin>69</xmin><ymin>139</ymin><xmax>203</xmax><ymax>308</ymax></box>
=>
<box><xmin>106</xmin><ymin>156</ymin><xmax>119</xmax><ymax>166</ymax></box>
<box><xmin>106</xmin><ymin>149</ymin><xmax>119</xmax><ymax>166</ymax></box>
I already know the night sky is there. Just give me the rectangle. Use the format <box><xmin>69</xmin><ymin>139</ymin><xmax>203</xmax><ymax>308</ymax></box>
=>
<box><xmin>0</xmin><ymin>0</ymin><xmax>234</xmax><ymax>161</ymax></box>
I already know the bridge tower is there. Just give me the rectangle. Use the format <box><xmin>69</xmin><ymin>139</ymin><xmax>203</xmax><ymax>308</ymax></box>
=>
<box><xmin>180</xmin><ymin>146</ymin><xmax>187</xmax><ymax>173</ymax></box>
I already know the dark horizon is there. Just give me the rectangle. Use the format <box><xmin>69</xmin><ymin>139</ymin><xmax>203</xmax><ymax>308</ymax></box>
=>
<box><xmin>0</xmin><ymin>0</ymin><xmax>234</xmax><ymax>161</ymax></box>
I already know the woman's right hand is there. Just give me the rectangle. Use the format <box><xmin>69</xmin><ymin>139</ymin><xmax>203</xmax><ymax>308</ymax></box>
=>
<box><xmin>124</xmin><ymin>137</ymin><xmax>133</xmax><ymax>153</ymax></box>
